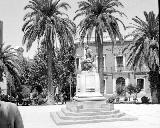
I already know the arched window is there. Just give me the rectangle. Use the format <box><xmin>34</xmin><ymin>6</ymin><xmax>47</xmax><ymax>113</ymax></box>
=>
<box><xmin>76</xmin><ymin>58</ymin><xmax>79</xmax><ymax>69</ymax></box>
<box><xmin>116</xmin><ymin>77</ymin><xmax>125</xmax><ymax>96</ymax></box>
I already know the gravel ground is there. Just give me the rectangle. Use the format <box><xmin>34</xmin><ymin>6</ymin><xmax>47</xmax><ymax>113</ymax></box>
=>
<box><xmin>19</xmin><ymin>104</ymin><xmax>160</xmax><ymax>128</ymax></box>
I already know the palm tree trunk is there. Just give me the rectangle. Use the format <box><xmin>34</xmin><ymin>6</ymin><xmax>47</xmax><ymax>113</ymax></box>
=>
<box><xmin>148</xmin><ymin>70</ymin><xmax>160</xmax><ymax>103</ymax></box>
<box><xmin>46</xmin><ymin>44</ymin><xmax>55</xmax><ymax>105</ymax></box>
<box><xmin>97</xmin><ymin>33</ymin><xmax>104</xmax><ymax>95</ymax></box>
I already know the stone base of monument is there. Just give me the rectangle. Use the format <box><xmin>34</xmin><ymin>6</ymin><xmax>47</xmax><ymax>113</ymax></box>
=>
<box><xmin>50</xmin><ymin>71</ymin><xmax>137</xmax><ymax>125</ymax></box>
<box><xmin>50</xmin><ymin>100</ymin><xmax>137</xmax><ymax>125</ymax></box>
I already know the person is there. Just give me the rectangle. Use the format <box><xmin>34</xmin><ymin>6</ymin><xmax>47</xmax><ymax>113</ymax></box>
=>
<box><xmin>55</xmin><ymin>87</ymin><xmax>59</xmax><ymax>104</ymax></box>
<box><xmin>30</xmin><ymin>87</ymin><xmax>38</xmax><ymax>105</ymax></box>
<box><xmin>60</xmin><ymin>92</ymin><xmax>67</xmax><ymax>104</ymax></box>
<box><xmin>16</xmin><ymin>94</ymin><xmax>19</xmax><ymax>106</ymax></box>
<box><xmin>0</xmin><ymin>98</ymin><xmax>24</xmax><ymax>128</ymax></box>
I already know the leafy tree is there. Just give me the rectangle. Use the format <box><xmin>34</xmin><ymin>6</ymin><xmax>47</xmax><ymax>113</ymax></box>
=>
<box><xmin>31</xmin><ymin>48</ymin><xmax>48</xmax><ymax>89</ymax></box>
<box><xmin>19</xmin><ymin>57</ymin><xmax>33</xmax><ymax>86</ymax></box>
<box><xmin>22</xmin><ymin>0</ymin><xmax>76</xmax><ymax>104</ymax></box>
<box><xmin>126</xmin><ymin>84</ymin><xmax>142</xmax><ymax>101</ymax></box>
<box><xmin>55</xmin><ymin>45</ymin><xmax>76</xmax><ymax>99</ymax></box>
<box><xmin>123</xmin><ymin>11</ymin><xmax>159</xmax><ymax>103</ymax></box>
<box><xmin>0</xmin><ymin>43</ymin><xmax>21</xmax><ymax>96</ymax></box>
<box><xmin>74</xmin><ymin>0</ymin><xmax>125</xmax><ymax>94</ymax></box>
<box><xmin>14</xmin><ymin>49</ymin><xmax>34</xmax><ymax>95</ymax></box>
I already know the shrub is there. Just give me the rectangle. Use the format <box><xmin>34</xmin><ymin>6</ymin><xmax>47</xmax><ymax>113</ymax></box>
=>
<box><xmin>116</xmin><ymin>85</ymin><xmax>126</xmax><ymax>96</ymax></box>
<box><xmin>124</xmin><ymin>97</ymin><xmax>128</xmax><ymax>101</ymax></box>
<box><xmin>126</xmin><ymin>84</ymin><xmax>142</xmax><ymax>100</ymax></box>
<box><xmin>141</xmin><ymin>96</ymin><xmax>150</xmax><ymax>104</ymax></box>
<box><xmin>107</xmin><ymin>96</ymin><xmax>116</xmax><ymax>103</ymax></box>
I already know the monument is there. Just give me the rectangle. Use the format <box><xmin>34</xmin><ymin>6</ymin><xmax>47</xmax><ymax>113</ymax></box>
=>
<box><xmin>74</xmin><ymin>45</ymin><xmax>105</xmax><ymax>101</ymax></box>
<box><xmin>50</xmin><ymin>45</ymin><xmax>137</xmax><ymax>125</ymax></box>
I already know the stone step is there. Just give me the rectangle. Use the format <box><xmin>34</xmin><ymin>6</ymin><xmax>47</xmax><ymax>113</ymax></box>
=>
<box><xmin>57</xmin><ymin>110</ymin><xmax>126</xmax><ymax>120</ymax></box>
<box><xmin>50</xmin><ymin>112</ymin><xmax>137</xmax><ymax>125</ymax></box>
<box><xmin>78</xmin><ymin>107</ymin><xmax>112</xmax><ymax>112</ymax></box>
<box><xmin>61</xmin><ymin>108</ymin><xmax>120</xmax><ymax>116</ymax></box>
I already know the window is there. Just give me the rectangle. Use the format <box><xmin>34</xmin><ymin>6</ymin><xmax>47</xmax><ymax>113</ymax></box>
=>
<box><xmin>76</xmin><ymin>58</ymin><xmax>79</xmax><ymax>69</ymax></box>
<box><xmin>137</xmin><ymin>78</ymin><xmax>144</xmax><ymax>89</ymax></box>
<box><xmin>116</xmin><ymin>56</ymin><xmax>123</xmax><ymax>67</ymax></box>
<box><xmin>116</xmin><ymin>77</ymin><xmax>125</xmax><ymax>96</ymax></box>
<box><xmin>103</xmin><ymin>79</ymin><xmax>105</xmax><ymax>86</ymax></box>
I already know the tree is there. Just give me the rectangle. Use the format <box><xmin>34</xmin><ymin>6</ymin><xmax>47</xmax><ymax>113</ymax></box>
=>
<box><xmin>123</xmin><ymin>11</ymin><xmax>159</xmax><ymax>103</ymax></box>
<box><xmin>56</xmin><ymin>45</ymin><xmax>76</xmax><ymax>99</ymax></box>
<box><xmin>22</xmin><ymin>0</ymin><xmax>76</xmax><ymax>104</ymax></box>
<box><xmin>0</xmin><ymin>43</ymin><xmax>21</xmax><ymax>95</ymax></box>
<box><xmin>74</xmin><ymin>0</ymin><xmax>125</xmax><ymax>94</ymax></box>
<box><xmin>31</xmin><ymin>47</ymin><xmax>48</xmax><ymax>89</ymax></box>
<box><xmin>126</xmin><ymin>84</ymin><xmax>142</xmax><ymax>101</ymax></box>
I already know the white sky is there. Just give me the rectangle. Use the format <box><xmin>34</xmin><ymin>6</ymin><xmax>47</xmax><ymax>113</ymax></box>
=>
<box><xmin>0</xmin><ymin>0</ymin><xmax>158</xmax><ymax>58</ymax></box>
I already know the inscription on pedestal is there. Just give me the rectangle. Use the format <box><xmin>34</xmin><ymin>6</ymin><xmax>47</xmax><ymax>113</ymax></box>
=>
<box><xmin>86</xmin><ymin>88</ymin><xmax>95</xmax><ymax>92</ymax></box>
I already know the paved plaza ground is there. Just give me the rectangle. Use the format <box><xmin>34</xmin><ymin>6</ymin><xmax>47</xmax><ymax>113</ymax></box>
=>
<box><xmin>19</xmin><ymin>104</ymin><xmax>160</xmax><ymax>128</ymax></box>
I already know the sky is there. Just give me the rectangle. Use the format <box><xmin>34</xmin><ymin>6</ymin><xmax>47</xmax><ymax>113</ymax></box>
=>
<box><xmin>0</xmin><ymin>0</ymin><xmax>159</xmax><ymax>58</ymax></box>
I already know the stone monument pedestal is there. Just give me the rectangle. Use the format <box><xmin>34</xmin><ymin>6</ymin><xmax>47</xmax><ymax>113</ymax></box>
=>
<box><xmin>72</xmin><ymin>71</ymin><xmax>106</xmax><ymax>110</ymax></box>
<box><xmin>73</xmin><ymin>71</ymin><xmax>105</xmax><ymax>101</ymax></box>
<box><xmin>50</xmin><ymin>71</ymin><xmax>137</xmax><ymax>125</ymax></box>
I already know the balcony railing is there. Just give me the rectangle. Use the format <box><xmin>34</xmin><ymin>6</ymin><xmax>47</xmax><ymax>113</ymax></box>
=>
<box><xmin>76</xmin><ymin>66</ymin><xmax>131</xmax><ymax>74</ymax></box>
<box><xmin>104</xmin><ymin>66</ymin><xmax>131</xmax><ymax>73</ymax></box>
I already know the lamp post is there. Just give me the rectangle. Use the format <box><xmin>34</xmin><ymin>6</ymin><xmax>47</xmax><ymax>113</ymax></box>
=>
<box><xmin>69</xmin><ymin>74</ymin><xmax>72</xmax><ymax>101</ymax></box>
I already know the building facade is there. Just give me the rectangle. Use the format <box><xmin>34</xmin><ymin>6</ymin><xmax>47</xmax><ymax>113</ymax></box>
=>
<box><xmin>75</xmin><ymin>39</ymin><xmax>151</xmax><ymax>100</ymax></box>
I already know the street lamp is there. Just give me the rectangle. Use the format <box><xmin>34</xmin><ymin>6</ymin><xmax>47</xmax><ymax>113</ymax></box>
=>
<box><xmin>69</xmin><ymin>74</ymin><xmax>72</xmax><ymax>101</ymax></box>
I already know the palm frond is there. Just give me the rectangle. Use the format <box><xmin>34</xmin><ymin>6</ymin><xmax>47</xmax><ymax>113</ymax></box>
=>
<box><xmin>56</xmin><ymin>2</ymin><xmax>71</xmax><ymax>10</ymax></box>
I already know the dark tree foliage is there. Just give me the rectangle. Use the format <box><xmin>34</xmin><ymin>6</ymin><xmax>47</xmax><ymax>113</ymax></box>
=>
<box><xmin>56</xmin><ymin>45</ymin><xmax>76</xmax><ymax>98</ymax></box>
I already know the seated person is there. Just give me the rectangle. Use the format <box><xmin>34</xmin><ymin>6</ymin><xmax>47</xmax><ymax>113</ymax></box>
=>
<box><xmin>60</xmin><ymin>92</ymin><xmax>67</xmax><ymax>104</ymax></box>
<box><xmin>0</xmin><ymin>94</ymin><xmax>24</xmax><ymax>128</ymax></box>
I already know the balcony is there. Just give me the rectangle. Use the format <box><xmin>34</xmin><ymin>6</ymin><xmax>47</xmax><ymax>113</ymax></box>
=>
<box><xmin>104</xmin><ymin>66</ymin><xmax>131</xmax><ymax>73</ymax></box>
<box><xmin>76</xmin><ymin>65</ymin><xmax>131</xmax><ymax>74</ymax></box>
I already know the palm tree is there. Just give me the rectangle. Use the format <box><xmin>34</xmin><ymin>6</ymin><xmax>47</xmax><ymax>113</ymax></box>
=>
<box><xmin>74</xmin><ymin>0</ymin><xmax>125</xmax><ymax>94</ymax></box>
<box><xmin>0</xmin><ymin>43</ymin><xmax>21</xmax><ymax>95</ymax></box>
<box><xmin>22</xmin><ymin>0</ymin><xmax>76</xmax><ymax>104</ymax></box>
<box><xmin>123</xmin><ymin>11</ymin><xmax>159</xmax><ymax>103</ymax></box>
